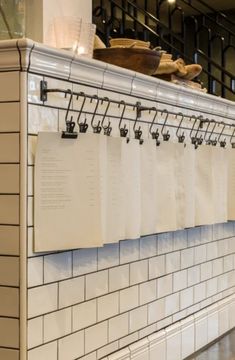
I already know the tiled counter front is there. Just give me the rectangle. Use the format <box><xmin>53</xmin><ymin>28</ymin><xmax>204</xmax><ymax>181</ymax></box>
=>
<box><xmin>0</xmin><ymin>39</ymin><xmax>235</xmax><ymax>360</ymax></box>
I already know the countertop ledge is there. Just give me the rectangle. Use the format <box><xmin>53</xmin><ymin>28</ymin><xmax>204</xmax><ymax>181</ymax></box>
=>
<box><xmin>0</xmin><ymin>38</ymin><xmax>234</xmax><ymax>118</ymax></box>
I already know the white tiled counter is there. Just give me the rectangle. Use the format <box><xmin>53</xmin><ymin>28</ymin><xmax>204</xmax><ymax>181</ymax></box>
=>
<box><xmin>0</xmin><ymin>39</ymin><xmax>235</xmax><ymax>360</ymax></box>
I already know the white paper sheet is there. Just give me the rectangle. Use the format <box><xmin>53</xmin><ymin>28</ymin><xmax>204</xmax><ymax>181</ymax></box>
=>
<box><xmin>195</xmin><ymin>145</ymin><xmax>214</xmax><ymax>226</ymax></box>
<box><xmin>103</xmin><ymin>136</ymin><xmax>125</xmax><ymax>244</ymax></box>
<box><xmin>227</xmin><ymin>148</ymin><xmax>235</xmax><ymax>220</ymax></box>
<box><xmin>140</xmin><ymin>140</ymin><xmax>157</xmax><ymax>236</ymax></box>
<box><xmin>155</xmin><ymin>142</ymin><xmax>178</xmax><ymax>233</ymax></box>
<box><xmin>183</xmin><ymin>144</ymin><xmax>196</xmax><ymax>228</ymax></box>
<box><xmin>212</xmin><ymin>146</ymin><xmax>228</xmax><ymax>223</ymax></box>
<box><xmin>34</xmin><ymin>132</ymin><xmax>105</xmax><ymax>251</ymax></box>
<box><xmin>174</xmin><ymin>143</ymin><xmax>186</xmax><ymax>230</ymax></box>
<box><xmin>122</xmin><ymin>139</ymin><xmax>141</xmax><ymax>239</ymax></box>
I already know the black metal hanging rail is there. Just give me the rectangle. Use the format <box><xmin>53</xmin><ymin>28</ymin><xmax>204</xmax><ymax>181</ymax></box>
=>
<box><xmin>40</xmin><ymin>80</ymin><xmax>235</xmax><ymax>147</ymax></box>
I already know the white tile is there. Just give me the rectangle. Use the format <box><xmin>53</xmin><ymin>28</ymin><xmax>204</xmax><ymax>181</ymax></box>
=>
<box><xmin>44</xmin><ymin>308</ymin><xmax>72</xmax><ymax>342</ymax></box>
<box><xmin>0</xmin><ymin>165</ymin><xmax>19</xmax><ymax>193</ymax></box>
<box><xmin>73</xmin><ymin>248</ymin><xmax>97</xmax><ymax>276</ymax></box>
<box><xmin>28</xmin><ymin>317</ymin><xmax>43</xmax><ymax>349</ymax></box>
<box><xmin>188</xmin><ymin>265</ymin><xmax>200</xmax><ymax>287</ymax></box>
<box><xmin>28</xmin><ymin>104</ymin><xmax>58</xmax><ymax>134</ymax></box>
<box><xmin>0</xmin><ymin>102</ymin><xmax>19</xmax><ymax>132</ymax></box>
<box><xmin>148</xmin><ymin>298</ymin><xmax>165</xmax><ymax>324</ymax></box>
<box><xmin>28</xmin><ymin>73</ymin><xmax>43</xmax><ymax>104</ymax></box>
<box><xmin>173</xmin><ymin>309</ymin><xmax>187</xmax><ymax>322</ymax></box>
<box><xmin>206</xmin><ymin>242</ymin><xmax>218</xmax><ymax>261</ymax></box>
<box><xmin>149</xmin><ymin>330</ymin><xmax>166</xmax><ymax>360</ymax></box>
<box><xmin>98</xmin><ymin>292</ymin><xmax>119</xmax><ymax>321</ymax></box>
<box><xmin>97</xmin><ymin>341</ymin><xmax>119</xmax><ymax>359</ymax></box>
<box><xmin>219</xmin><ymin>301</ymin><xmax>229</xmax><ymax>335</ymax></box>
<box><xmin>201</xmin><ymin>225</ymin><xmax>213</xmax><ymax>244</ymax></box>
<box><xmin>28</xmin><ymin>341</ymin><xmax>57</xmax><ymax>360</ymax></box>
<box><xmin>0</xmin><ymin>226</ymin><xmax>19</xmax><ymax>256</ymax></box>
<box><xmin>166</xmin><ymin>252</ymin><xmax>180</xmax><ymax>274</ymax></box>
<box><xmin>109</xmin><ymin>313</ymin><xmax>129</xmax><ymax>342</ymax></box>
<box><xmin>180</xmin><ymin>287</ymin><xmax>194</xmax><ymax>310</ymax></box>
<box><xmin>98</xmin><ymin>243</ymin><xmax>119</xmax><ymax>270</ymax></box>
<box><xmin>166</xmin><ymin>324</ymin><xmax>181</xmax><ymax>360</ymax></box>
<box><xmin>85</xmin><ymin>321</ymin><xmax>108</xmax><ymax>353</ymax></box>
<box><xmin>206</xmin><ymin>277</ymin><xmax>218</xmax><ymax>297</ymax></box>
<box><xmin>73</xmin><ymin>299</ymin><xmax>96</xmax><ymax>331</ymax></box>
<box><xmin>139</xmin><ymin>323</ymin><xmax>157</xmax><ymax>338</ymax></box>
<box><xmin>212</xmin><ymin>258</ymin><xmax>223</xmax><ymax>277</ymax></box>
<box><xmin>207</xmin><ymin>305</ymin><xmax>219</xmax><ymax>342</ymax></box>
<box><xmin>119</xmin><ymin>332</ymin><xmax>139</xmax><ymax>348</ymax></box>
<box><xmin>0</xmin><ymin>72</ymin><xmax>19</xmax><ymax>101</ymax></box>
<box><xmin>218</xmin><ymin>239</ymin><xmax>229</xmax><ymax>257</ymax></box>
<box><xmin>201</xmin><ymin>262</ymin><xmax>212</xmax><ymax>281</ymax></box>
<box><xmin>173</xmin><ymin>270</ymin><xmax>187</xmax><ymax>292</ymax></box>
<box><xmin>0</xmin><ymin>287</ymin><xmax>19</xmax><ymax>317</ymax></box>
<box><xmin>187</xmin><ymin>227</ymin><xmax>201</xmax><ymax>247</ymax></box>
<box><xmin>129</xmin><ymin>306</ymin><xmax>148</xmax><ymax>332</ymax></box>
<box><xmin>109</xmin><ymin>264</ymin><xmax>129</xmax><ymax>292</ymax></box>
<box><xmin>86</xmin><ymin>270</ymin><xmax>108</xmax><ymax>300</ymax></box>
<box><xmin>224</xmin><ymin>254</ymin><xmax>234</xmax><ymax>272</ymax></box>
<box><xmin>181</xmin><ymin>316</ymin><xmax>194</xmax><ymax>359</ymax></box>
<box><xmin>120</xmin><ymin>286</ymin><xmax>139</xmax><ymax>312</ymax></box>
<box><xmin>157</xmin><ymin>233</ymin><xmax>173</xmax><ymax>254</ymax></box>
<box><xmin>130</xmin><ymin>260</ymin><xmax>148</xmax><ymax>285</ymax></box>
<box><xmin>149</xmin><ymin>255</ymin><xmax>165</xmax><ymax>279</ymax></box>
<box><xmin>0</xmin><ymin>134</ymin><xmax>19</xmax><ymax>163</ymax></box>
<box><xmin>44</xmin><ymin>252</ymin><xmax>72</xmax><ymax>283</ymax></box>
<box><xmin>59</xmin><ymin>276</ymin><xmax>85</xmax><ymax>308</ymax></box>
<box><xmin>140</xmin><ymin>235</ymin><xmax>157</xmax><ymax>259</ymax></box>
<box><xmin>27</xmin><ymin>257</ymin><xmax>43</xmax><ymax>287</ymax></box>
<box><xmin>58</xmin><ymin>330</ymin><xmax>84</xmax><ymax>360</ymax></box>
<box><xmin>46</xmin><ymin>78</ymin><xmax>72</xmax><ymax>108</ymax></box>
<box><xmin>28</xmin><ymin>135</ymin><xmax>37</xmax><ymax>165</ymax></box>
<box><xmin>213</xmin><ymin>223</ymin><xmax>224</xmax><ymax>240</ymax></box>
<box><xmin>28</xmin><ymin>166</ymin><xmax>34</xmax><ymax>196</ymax></box>
<box><xmin>195</xmin><ymin>310</ymin><xmax>208</xmax><ymax>351</ymax></box>
<box><xmin>0</xmin><ymin>256</ymin><xmax>19</xmax><ymax>286</ymax></box>
<box><xmin>187</xmin><ymin>303</ymin><xmax>200</xmax><ymax>316</ymax></box>
<box><xmin>139</xmin><ymin>280</ymin><xmax>157</xmax><ymax>305</ymax></box>
<box><xmin>157</xmin><ymin>274</ymin><xmax>172</xmax><ymax>298</ymax></box>
<box><xmin>129</xmin><ymin>338</ymin><xmax>149</xmax><ymax>360</ymax></box>
<box><xmin>218</xmin><ymin>273</ymin><xmax>229</xmax><ymax>292</ymax></box>
<box><xmin>27</xmin><ymin>196</ymin><xmax>33</xmax><ymax>227</ymax></box>
<box><xmin>173</xmin><ymin>230</ymin><xmax>187</xmax><ymax>251</ymax></box>
<box><xmin>0</xmin><ymin>195</ymin><xmax>19</xmax><ymax>225</ymax></box>
<box><xmin>181</xmin><ymin>248</ymin><xmax>194</xmax><ymax>269</ymax></box>
<box><xmin>223</xmin><ymin>222</ymin><xmax>235</xmax><ymax>238</ymax></box>
<box><xmin>194</xmin><ymin>282</ymin><xmax>206</xmax><ymax>303</ymax></box>
<box><xmin>165</xmin><ymin>293</ymin><xmax>180</xmax><ymax>317</ymax></box>
<box><xmin>28</xmin><ymin>283</ymin><xmax>58</xmax><ymax>318</ymax></box>
<box><xmin>194</xmin><ymin>244</ymin><xmax>207</xmax><ymax>265</ymax></box>
<box><xmin>228</xmin><ymin>270</ymin><xmax>235</xmax><ymax>288</ymax></box>
<box><xmin>120</xmin><ymin>239</ymin><xmax>140</xmax><ymax>264</ymax></box>
<box><xmin>0</xmin><ymin>318</ymin><xmax>19</xmax><ymax>348</ymax></box>
<box><xmin>0</xmin><ymin>348</ymin><xmax>19</xmax><ymax>360</ymax></box>
<box><xmin>157</xmin><ymin>316</ymin><xmax>173</xmax><ymax>331</ymax></box>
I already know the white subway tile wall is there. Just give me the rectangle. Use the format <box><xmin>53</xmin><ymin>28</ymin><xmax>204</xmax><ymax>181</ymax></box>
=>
<box><xmin>0</xmin><ymin>72</ymin><xmax>20</xmax><ymax>357</ymax></box>
<box><xmin>26</xmin><ymin>73</ymin><xmax>235</xmax><ymax>360</ymax></box>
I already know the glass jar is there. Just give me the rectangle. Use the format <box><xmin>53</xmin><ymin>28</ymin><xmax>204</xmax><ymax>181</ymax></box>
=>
<box><xmin>0</xmin><ymin>0</ymin><xmax>25</xmax><ymax>40</ymax></box>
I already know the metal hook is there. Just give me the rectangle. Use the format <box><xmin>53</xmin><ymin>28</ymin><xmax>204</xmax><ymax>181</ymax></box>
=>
<box><xmin>76</xmin><ymin>92</ymin><xmax>88</xmax><ymax>133</ymax></box>
<box><xmin>203</xmin><ymin>119</ymin><xmax>212</xmax><ymax>144</ymax></box>
<box><xmin>149</xmin><ymin>107</ymin><xmax>160</xmax><ymax>146</ymax></box>
<box><xmin>207</xmin><ymin>120</ymin><xmax>218</xmax><ymax>146</ymax></box>
<box><xmin>101</xmin><ymin>97</ymin><xmax>112</xmax><ymax>136</ymax></box>
<box><xmin>118</xmin><ymin>101</ymin><xmax>128</xmax><ymax>138</ymax></box>
<box><xmin>189</xmin><ymin>115</ymin><xmax>198</xmax><ymax>148</ymax></box>
<box><xmin>175</xmin><ymin>112</ymin><xmax>185</xmax><ymax>143</ymax></box>
<box><xmin>161</xmin><ymin>110</ymin><xmax>170</xmax><ymax>141</ymax></box>
<box><xmin>90</xmin><ymin>95</ymin><xmax>102</xmax><ymax>133</ymax></box>
<box><xmin>217</xmin><ymin>121</ymin><xmax>227</xmax><ymax>148</ymax></box>
<box><xmin>62</xmin><ymin>90</ymin><xmax>77</xmax><ymax>139</ymax></box>
<box><xmin>133</xmin><ymin>110</ymin><xmax>144</xmax><ymax>145</ymax></box>
<box><xmin>230</xmin><ymin>126</ymin><xmax>235</xmax><ymax>148</ymax></box>
<box><xmin>194</xmin><ymin>115</ymin><xmax>204</xmax><ymax>146</ymax></box>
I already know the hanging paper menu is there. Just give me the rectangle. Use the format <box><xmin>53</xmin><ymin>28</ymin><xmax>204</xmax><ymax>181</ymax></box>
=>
<box><xmin>34</xmin><ymin>132</ymin><xmax>105</xmax><ymax>251</ymax></box>
<box><xmin>227</xmin><ymin>148</ymin><xmax>235</xmax><ymax>220</ymax></box>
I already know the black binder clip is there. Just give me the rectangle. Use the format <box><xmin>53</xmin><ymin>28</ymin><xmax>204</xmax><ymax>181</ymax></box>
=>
<box><xmin>62</xmin><ymin>121</ymin><xmax>78</xmax><ymax>139</ymax></box>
